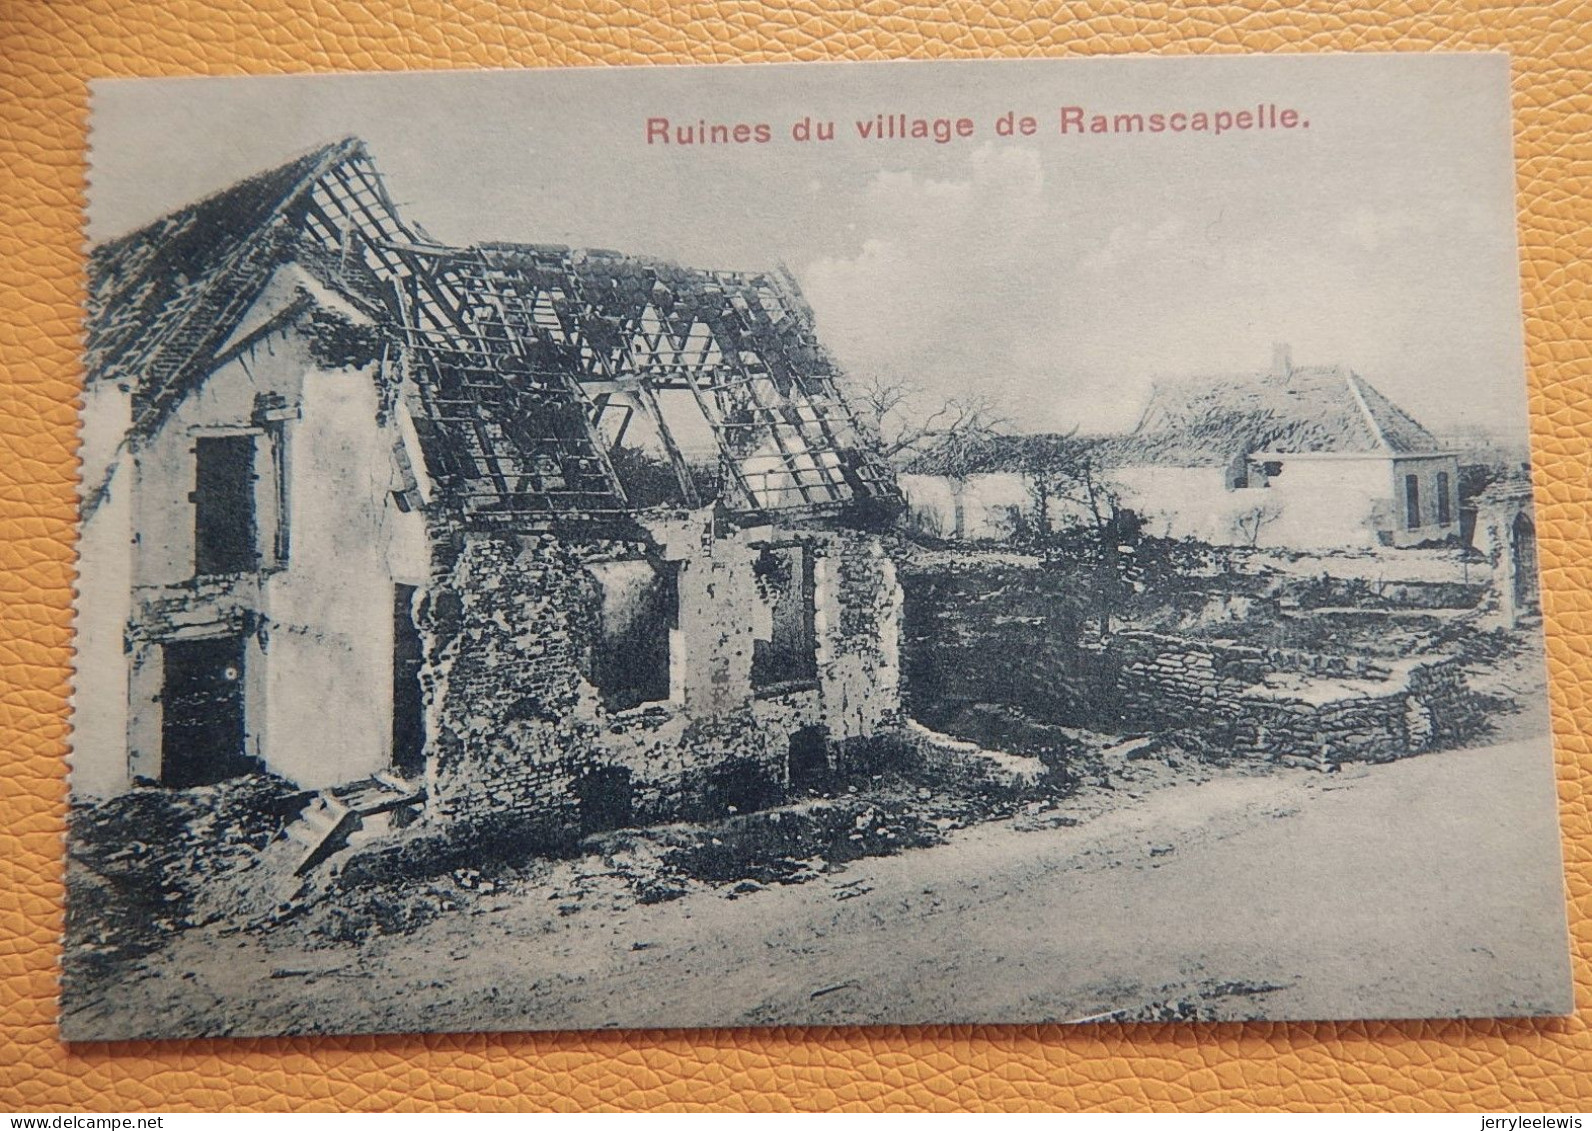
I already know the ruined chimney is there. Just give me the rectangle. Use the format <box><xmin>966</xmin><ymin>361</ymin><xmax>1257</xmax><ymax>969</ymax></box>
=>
<box><xmin>1271</xmin><ymin>342</ymin><xmax>1293</xmax><ymax>380</ymax></box>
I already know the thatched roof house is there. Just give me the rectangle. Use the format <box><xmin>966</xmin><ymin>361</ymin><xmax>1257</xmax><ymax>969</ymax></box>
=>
<box><xmin>1112</xmin><ymin>353</ymin><xmax>1448</xmax><ymax>471</ymax></box>
<box><xmin>898</xmin><ymin>347</ymin><xmax>1461</xmax><ymax>550</ymax></box>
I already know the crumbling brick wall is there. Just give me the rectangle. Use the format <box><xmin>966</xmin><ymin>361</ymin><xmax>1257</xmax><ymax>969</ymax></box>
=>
<box><xmin>413</xmin><ymin>533</ymin><xmax>602</xmax><ymax>834</ymax></box>
<box><xmin>814</xmin><ymin>531</ymin><xmax>903</xmax><ymax>747</ymax></box>
<box><xmin>1110</xmin><ymin>631</ymin><xmax>1483</xmax><ymax>765</ymax></box>
<box><xmin>413</xmin><ymin>522</ymin><xmax>904</xmax><ymax>843</ymax></box>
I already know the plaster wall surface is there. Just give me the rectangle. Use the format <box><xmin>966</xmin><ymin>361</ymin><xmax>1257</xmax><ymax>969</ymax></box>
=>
<box><xmin>1110</xmin><ymin>465</ymin><xmax>1238</xmax><ymax>543</ymax></box>
<box><xmin>1249</xmin><ymin>457</ymin><xmax>1391</xmax><ymax>549</ymax></box>
<box><xmin>259</xmin><ymin>362</ymin><xmax>427</xmax><ymax>788</ymax></box>
<box><xmin>1113</xmin><ymin>459</ymin><xmax>1406</xmax><ymax>550</ymax></box>
<box><xmin>906</xmin><ymin>454</ymin><xmax>1459</xmax><ymax>552</ymax></box>
<box><xmin>900</xmin><ymin>471</ymin><xmax>1108</xmax><ymax>542</ymax></box>
<box><xmin>106</xmin><ymin>280</ymin><xmax>430</xmax><ymax>791</ymax></box>
<box><xmin>898</xmin><ymin>472</ymin><xmax>1031</xmax><ymax>541</ymax></box>
<box><xmin>71</xmin><ymin>381</ymin><xmax>136</xmax><ymax>798</ymax></box>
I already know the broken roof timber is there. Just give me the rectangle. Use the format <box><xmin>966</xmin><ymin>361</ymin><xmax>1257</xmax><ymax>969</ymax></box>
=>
<box><xmin>85</xmin><ymin>137</ymin><xmax>901</xmax><ymax>529</ymax></box>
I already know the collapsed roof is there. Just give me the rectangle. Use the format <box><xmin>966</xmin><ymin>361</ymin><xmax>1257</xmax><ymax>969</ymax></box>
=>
<box><xmin>86</xmin><ymin>138</ymin><xmax>900</xmax><ymax>527</ymax></box>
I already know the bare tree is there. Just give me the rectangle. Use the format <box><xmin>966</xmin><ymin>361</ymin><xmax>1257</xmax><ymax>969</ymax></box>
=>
<box><xmin>1233</xmin><ymin>501</ymin><xmax>1284</xmax><ymax>547</ymax></box>
<box><xmin>1018</xmin><ymin>436</ymin><xmax>1141</xmax><ymax>635</ymax></box>
<box><xmin>1014</xmin><ymin>434</ymin><xmax>1106</xmax><ymax>538</ymax></box>
<box><xmin>849</xmin><ymin>372</ymin><xmax>1011</xmax><ymax>468</ymax></box>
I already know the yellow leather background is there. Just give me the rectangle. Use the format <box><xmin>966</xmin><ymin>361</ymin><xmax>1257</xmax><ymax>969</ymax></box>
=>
<box><xmin>3</xmin><ymin>0</ymin><xmax>1590</xmax><ymax>1111</ymax></box>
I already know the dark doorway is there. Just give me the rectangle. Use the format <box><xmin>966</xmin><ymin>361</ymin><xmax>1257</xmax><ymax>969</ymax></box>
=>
<box><xmin>574</xmin><ymin>765</ymin><xmax>634</xmax><ymax>835</ymax></box>
<box><xmin>1512</xmin><ymin>511</ymin><xmax>1539</xmax><ymax>612</ymax></box>
<box><xmin>193</xmin><ymin>435</ymin><xmax>258</xmax><ymax>576</ymax></box>
<box><xmin>787</xmin><ymin>725</ymin><xmax>830</xmax><ymax>792</ymax></box>
<box><xmin>392</xmin><ymin>584</ymin><xmax>426</xmax><ymax>780</ymax></box>
<box><xmin>705</xmin><ymin>757</ymin><xmax>779</xmax><ymax>817</ymax></box>
<box><xmin>160</xmin><ymin>635</ymin><xmax>253</xmax><ymax>788</ymax></box>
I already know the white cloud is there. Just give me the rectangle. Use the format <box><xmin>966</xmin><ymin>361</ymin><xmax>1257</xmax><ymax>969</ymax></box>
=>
<box><xmin>801</xmin><ymin>146</ymin><xmax>1067</xmax><ymax>423</ymax></box>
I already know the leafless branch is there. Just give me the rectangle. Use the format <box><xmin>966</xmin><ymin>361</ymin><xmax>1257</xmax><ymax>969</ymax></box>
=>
<box><xmin>847</xmin><ymin>371</ymin><xmax>1011</xmax><ymax>466</ymax></box>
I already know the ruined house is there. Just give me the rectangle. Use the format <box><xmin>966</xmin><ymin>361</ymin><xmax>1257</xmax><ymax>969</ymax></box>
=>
<box><xmin>1472</xmin><ymin>471</ymin><xmax>1541</xmax><ymax>628</ymax></box>
<box><xmin>900</xmin><ymin>346</ymin><xmax>1462</xmax><ymax>550</ymax></box>
<box><xmin>74</xmin><ymin>138</ymin><xmax>906</xmax><ymax>847</ymax></box>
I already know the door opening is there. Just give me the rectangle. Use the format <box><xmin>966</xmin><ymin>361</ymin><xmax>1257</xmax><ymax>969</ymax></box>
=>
<box><xmin>787</xmin><ymin>725</ymin><xmax>830</xmax><ymax>793</ymax></box>
<box><xmin>392</xmin><ymin>584</ymin><xmax>426</xmax><ymax>780</ymax></box>
<box><xmin>1512</xmin><ymin>511</ymin><xmax>1539</xmax><ymax>613</ymax></box>
<box><xmin>160</xmin><ymin>635</ymin><xmax>253</xmax><ymax>787</ymax></box>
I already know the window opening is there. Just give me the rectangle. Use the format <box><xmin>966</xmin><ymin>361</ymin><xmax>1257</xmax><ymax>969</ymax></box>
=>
<box><xmin>787</xmin><ymin>725</ymin><xmax>830</xmax><ymax>792</ymax></box>
<box><xmin>752</xmin><ymin>543</ymin><xmax>817</xmax><ymax>692</ymax></box>
<box><xmin>193</xmin><ymin>434</ymin><xmax>258</xmax><ymax>575</ymax></box>
<box><xmin>590</xmin><ymin>559</ymin><xmax>678</xmax><ymax>711</ymax></box>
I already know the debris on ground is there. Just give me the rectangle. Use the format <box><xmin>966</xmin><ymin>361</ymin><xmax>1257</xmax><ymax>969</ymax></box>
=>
<box><xmin>64</xmin><ymin>775</ymin><xmax>305</xmax><ymax>983</ymax></box>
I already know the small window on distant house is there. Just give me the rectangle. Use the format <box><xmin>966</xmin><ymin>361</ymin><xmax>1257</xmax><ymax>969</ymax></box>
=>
<box><xmin>590</xmin><ymin>560</ymin><xmax>678</xmax><ymax>712</ymax></box>
<box><xmin>1437</xmin><ymin>471</ymin><xmax>1453</xmax><ymax>525</ymax></box>
<box><xmin>752</xmin><ymin>544</ymin><xmax>817</xmax><ymax>692</ymax></box>
<box><xmin>1405</xmin><ymin>473</ymin><xmax>1421</xmax><ymax>531</ymax></box>
<box><xmin>193</xmin><ymin>435</ymin><xmax>258</xmax><ymax>575</ymax></box>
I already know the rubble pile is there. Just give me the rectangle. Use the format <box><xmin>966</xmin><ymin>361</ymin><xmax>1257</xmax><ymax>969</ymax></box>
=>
<box><xmin>64</xmin><ymin>775</ymin><xmax>304</xmax><ymax>977</ymax></box>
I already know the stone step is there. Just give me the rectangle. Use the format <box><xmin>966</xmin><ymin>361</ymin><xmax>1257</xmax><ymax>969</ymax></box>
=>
<box><xmin>298</xmin><ymin>800</ymin><xmax>345</xmax><ymax>831</ymax></box>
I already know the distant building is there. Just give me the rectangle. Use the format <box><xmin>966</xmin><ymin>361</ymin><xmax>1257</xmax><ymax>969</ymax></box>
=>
<box><xmin>1103</xmin><ymin>345</ymin><xmax>1462</xmax><ymax>549</ymax></box>
<box><xmin>900</xmin><ymin>346</ymin><xmax>1462</xmax><ymax>551</ymax></box>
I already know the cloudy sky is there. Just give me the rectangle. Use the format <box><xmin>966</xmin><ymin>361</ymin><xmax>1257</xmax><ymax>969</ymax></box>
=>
<box><xmin>90</xmin><ymin>54</ymin><xmax>1527</xmax><ymax>438</ymax></box>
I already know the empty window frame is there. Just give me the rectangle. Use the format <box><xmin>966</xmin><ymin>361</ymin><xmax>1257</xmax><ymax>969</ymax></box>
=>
<box><xmin>590</xmin><ymin>559</ymin><xmax>679</xmax><ymax>712</ymax></box>
<box><xmin>752</xmin><ymin>543</ymin><xmax>817</xmax><ymax>692</ymax></box>
<box><xmin>1437</xmin><ymin>470</ymin><xmax>1453</xmax><ymax>525</ymax></box>
<box><xmin>193</xmin><ymin>434</ymin><xmax>259</xmax><ymax>575</ymax></box>
<box><xmin>1404</xmin><ymin>473</ymin><xmax>1421</xmax><ymax>531</ymax></box>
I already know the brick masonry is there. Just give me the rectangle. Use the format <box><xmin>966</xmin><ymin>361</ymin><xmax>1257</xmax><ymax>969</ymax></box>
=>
<box><xmin>412</xmin><ymin>522</ymin><xmax>905</xmax><ymax>843</ymax></box>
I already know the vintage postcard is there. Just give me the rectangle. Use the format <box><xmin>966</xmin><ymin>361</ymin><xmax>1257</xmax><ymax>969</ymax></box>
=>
<box><xmin>67</xmin><ymin>54</ymin><xmax>1571</xmax><ymax>1040</ymax></box>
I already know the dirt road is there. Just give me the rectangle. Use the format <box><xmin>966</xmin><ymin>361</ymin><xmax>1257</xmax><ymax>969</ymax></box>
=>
<box><xmin>65</xmin><ymin>732</ymin><xmax>1572</xmax><ymax>1039</ymax></box>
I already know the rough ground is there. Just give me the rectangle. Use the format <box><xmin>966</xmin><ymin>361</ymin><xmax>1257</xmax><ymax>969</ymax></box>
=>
<box><xmin>61</xmin><ymin>698</ymin><xmax>1571</xmax><ymax>1038</ymax></box>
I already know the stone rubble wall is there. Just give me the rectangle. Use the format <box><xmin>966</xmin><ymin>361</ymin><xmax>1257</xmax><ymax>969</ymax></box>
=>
<box><xmin>413</xmin><ymin>525</ymin><xmax>904</xmax><ymax>844</ymax></box>
<box><xmin>1110</xmin><ymin>630</ymin><xmax>1482</xmax><ymax>765</ymax></box>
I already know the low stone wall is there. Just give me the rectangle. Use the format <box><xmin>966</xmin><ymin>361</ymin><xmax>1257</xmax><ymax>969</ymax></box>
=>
<box><xmin>1111</xmin><ymin>630</ymin><xmax>1482</xmax><ymax>765</ymax></box>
